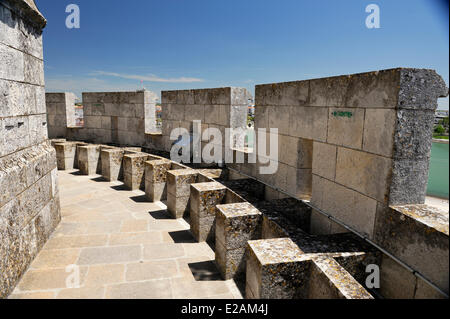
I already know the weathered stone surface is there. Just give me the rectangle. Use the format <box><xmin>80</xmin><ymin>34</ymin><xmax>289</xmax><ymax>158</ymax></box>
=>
<box><xmin>335</xmin><ymin>147</ymin><xmax>392</xmax><ymax>203</ymax></box>
<box><xmin>215</xmin><ymin>202</ymin><xmax>262</xmax><ymax>280</ymax></box>
<box><xmin>123</xmin><ymin>152</ymin><xmax>152</xmax><ymax>190</ymax></box>
<box><xmin>1</xmin><ymin>3</ymin><xmax>54</xmax><ymax>297</ymax></box>
<box><xmin>144</xmin><ymin>159</ymin><xmax>172</xmax><ymax>201</ymax></box>
<box><xmin>101</xmin><ymin>148</ymin><xmax>124</xmax><ymax>181</ymax></box>
<box><xmin>327</xmin><ymin>108</ymin><xmax>364</xmax><ymax>149</ymax></box>
<box><xmin>246</xmin><ymin>238</ymin><xmax>310</xmax><ymax>299</ymax></box>
<box><xmin>288</xmin><ymin>106</ymin><xmax>328</xmax><ymax>141</ymax></box>
<box><xmin>190</xmin><ymin>182</ymin><xmax>227</xmax><ymax>243</ymax></box>
<box><xmin>311</xmin><ymin>175</ymin><xmax>378</xmax><ymax>238</ymax></box>
<box><xmin>310</xmin><ymin>76</ymin><xmax>349</xmax><ymax>107</ymax></box>
<box><xmin>166</xmin><ymin>169</ymin><xmax>198</xmax><ymax>218</ymax></box>
<box><xmin>308</xmin><ymin>256</ymin><xmax>373</xmax><ymax>299</ymax></box>
<box><xmin>374</xmin><ymin>203</ymin><xmax>449</xmax><ymax>293</ymax></box>
<box><xmin>54</xmin><ymin>142</ymin><xmax>76</xmax><ymax>170</ymax></box>
<box><xmin>77</xmin><ymin>145</ymin><xmax>101</xmax><ymax>176</ymax></box>
<box><xmin>246</xmin><ymin>238</ymin><xmax>374</xmax><ymax>299</ymax></box>
<box><xmin>397</xmin><ymin>68</ymin><xmax>448</xmax><ymax>110</ymax></box>
<box><xmin>312</xmin><ymin>142</ymin><xmax>336</xmax><ymax>181</ymax></box>
<box><xmin>363</xmin><ymin>108</ymin><xmax>396</xmax><ymax>157</ymax></box>
<box><xmin>345</xmin><ymin>69</ymin><xmax>400</xmax><ymax>108</ymax></box>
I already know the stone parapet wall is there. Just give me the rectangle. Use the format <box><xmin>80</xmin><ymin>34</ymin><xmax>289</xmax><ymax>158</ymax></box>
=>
<box><xmin>0</xmin><ymin>0</ymin><xmax>60</xmax><ymax>298</ymax></box>
<box><xmin>46</xmin><ymin>92</ymin><xmax>77</xmax><ymax>137</ymax></box>
<box><xmin>46</xmin><ymin>91</ymin><xmax>159</xmax><ymax>146</ymax></box>
<box><xmin>160</xmin><ymin>87</ymin><xmax>252</xmax><ymax>156</ymax></box>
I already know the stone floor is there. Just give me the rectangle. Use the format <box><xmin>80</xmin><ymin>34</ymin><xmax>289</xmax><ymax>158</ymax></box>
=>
<box><xmin>9</xmin><ymin>170</ymin><xmax>243</xmax><ymax>299</ymax></box>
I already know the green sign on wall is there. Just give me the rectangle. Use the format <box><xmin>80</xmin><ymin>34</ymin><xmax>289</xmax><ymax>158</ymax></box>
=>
<box><xmin>332</xmin><ymin>111</ymin><xmax>353</xmax><ymax>118</ymax></box>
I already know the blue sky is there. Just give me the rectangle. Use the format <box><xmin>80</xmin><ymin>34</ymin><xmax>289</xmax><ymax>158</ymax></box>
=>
<box><xmin>37</xmin><ymin>0</ymin><xmax>449</xmax><ymax>109</ymax></box>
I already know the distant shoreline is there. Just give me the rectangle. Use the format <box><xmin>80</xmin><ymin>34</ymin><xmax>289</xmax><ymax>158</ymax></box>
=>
<box><xmin>433</xmin><ymin>138</ymin><xmax>449</xmax><ymax>144</ymax></box>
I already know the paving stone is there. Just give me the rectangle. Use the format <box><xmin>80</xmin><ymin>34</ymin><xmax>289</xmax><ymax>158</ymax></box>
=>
<box><xmin>108</xmin><ymin>232</ymin><xmax>162</xmax><ymax>246</ymax></box>
<box><xmin>143</xmin><ymin>243</ymin><xmax>185</xmax><ymax>260</ymax></box>
<box><xmin>77</xmin><ymin>245</ymin><xmax>141</xmax><ymax>265</ymax></box>
<box><xmin>29</xmin><ymin>248</ymin><xmax>80</xmax><ymax>269</ymax></box>
<box><xmin>105</xmin><ymin>280</ymin><xmax>173</xmax><ymax>299</ymax></box>
<box><xmin>126</xmin><ymin>260</ymin><xmax>179</xmax><ymax>281</ymax></box>
<box><xmin>83</xmin><ymin>264</ymin><xmax>125</xmax><ymax>287</ymax></box>
<box><xmin>56</xmin><ymin>287</ymin><xmax>105</xmax><ymax>299</ymax></box>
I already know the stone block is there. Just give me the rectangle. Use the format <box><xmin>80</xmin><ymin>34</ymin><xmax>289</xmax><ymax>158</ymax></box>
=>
<box><xmin>363</xmin><ymin>108</ymin><xmax>396</xmax><ymax>157</ymax></box>
<box><xmin>308</xmin><ymin>256</ymin><xmax>373</xmax><ymax>299</ymax></box>
<box><xmin>73</xmin><ymin>142</ymin><xmax>88</xmax><ymax>169</ymax></box>
<box><xmin>167</xmin><ymin>169</ymin><xmax>198</xmax><ymax>197</ymax></box>
<box><xmin>397</xmin><ymin>68</ymin><xmax>448</xmax><ymax>110</ymax></box>
<box><xmin>255</xmin><ymin>81</ymin><xmax>309</xmax><ymax>106</ymax></box>
<box><xmin>123</xmin><ymin>153</ymin><xmax>151</xmax><ymax>190</ymax></box>
<box><xmin>54</xmin><ymin>142</ymin><xmax>76</xmax><ymax>170</ymax></box>
<box><xmin>144</xmin><ymin>159</ymin><xmax>172</xmax><ymax>202</ymax></box>
<box><xmin>311</xmin><ymin>175</ymin><xmax>378</xmax><ymax>238</ymax></box>
<box><xmin>166</xmin><ymin>169</ymin><xmax>198</xmax><ymax>218</ymax></box>
<box><xmin>204</xmin><ymin>105</ymin><xmax>220</xmax><ymax>125</ymax></box>
<box><xmin>184</xmin><ymin>104</ymin><xmax>204</xmax><ymax>122</ymax></box>
<box><xmin>279</xmin><ymin>136</ymin><xmax>313</xmax><ymax>169</ymax></box>
<box><xmin>288</xmin><ymin>106</ymin><xmax>328</xmax><ymax>142</ymax></box>
<box><xmin>268</xmin><ymin>106</ymin><xmax>290</xmax><ymax>135</ymax></box>
<box><xmin>335</xmin><ymin>147</ymin><xmax>392</xmax><ymax>202</ymax></box>
<box><xmin>345</xmin><ymin>69</ymin><xmax>400</xmax><ymax>108</ymax></box>
<box><xmin>246</xmin><ymin>238</ymin><xmax>310</xmax><ymax>299</ymax></box>
<box><xmin>310</xmin><ymin>76</ymin><xmax>349</xmax><ymax>107</ymax></box>
<box><xmin>77</xmin><ymin>145</ymin><xmax>101</xmax><ymax>176</ymax></box>
<box><xmin>167</xmin><ymin>193</ymin><xmax>190</xmax><ymax>219</ymax></box>
<box><xmin>327</xmin><ymin>108</ymin><xmax>365</xmax><ymax>149</ymax></box>
<box><xmin>379</xmin><ymin>255</ymin><xmax>416</xmax><ymax>299</ymax></box>
<box><xmin>190</xmin><ymin>182</ymin><xmax>227</xmax><ymax>243</ymax></box>
<box><xmin>0</xmin><ymin>42</ymin><xmax>24</xmax><ymax>82</ymax></box>
<box><xmin>374</xmin><ymin>204</ymin><xmax>449</xmax><ymax>293</ymax></box>
<box><xmin>312</xmin><ymin>142</ymin><xmax>336</xmax><ymax>181</ymax></box>
<box><xmin>215</xmin><ymin>202</ymin><xmax>262</xmax><ymax>280</ymax></box>
<box><xmin>393</xmin><ymin>109</ymin><xmax>435</xmax><ymax>160</ymax></box>
<box><xmin>101</xmin><ymin>148</ymin><xmax>125</xmax><ymax>181</ymax></box>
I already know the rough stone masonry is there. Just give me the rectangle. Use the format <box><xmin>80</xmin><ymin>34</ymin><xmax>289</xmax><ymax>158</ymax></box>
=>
<box><xmin>0</xmin><ymin>0</ymin><xmax>61</xmax><ymax>298</ymax></box>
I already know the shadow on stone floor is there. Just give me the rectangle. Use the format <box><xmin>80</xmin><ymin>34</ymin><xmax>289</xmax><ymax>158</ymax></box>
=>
<box><xmin>91</xmin><ymin>176</ymin><xmax>107</xmax><ymax>182</ymax></box>
<box><xmin>149</xmin><ymin>210</ymin><xmax>172</xmax><ymax>219</ymax></box>
<box><xmin>69</xmin><ymin>171</ymin><xmax>84</xmax><ymax>176</ymax></box>
<box><xmin>169</xmin><ymin>230</ymin><xmax>196</xmax><ymax>243</ymax></box>
<box><xmin>188</xmin><ymin>261</ymin><xmax>222</xmax><ymax>281</ymax></box>
<box><xmin>111</xmin><ymin>184</ymin><xmax>129</xmax><ymax>191</ymax></box>
<box><xmin>129</xmin><ymin>195</ymin><xmax>149</xmax><ymax>203</ymax></box>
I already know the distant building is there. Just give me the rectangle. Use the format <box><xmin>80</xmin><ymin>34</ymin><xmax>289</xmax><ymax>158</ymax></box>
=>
<box><xmin>435</xmin><ymin>110</ymin><xmax>449</xmax><ymax>124</ymax></box>
<box><xmin>74</xmin><ymin>104</ymin><xmax>84</xmax><ymax>127</ymax></box>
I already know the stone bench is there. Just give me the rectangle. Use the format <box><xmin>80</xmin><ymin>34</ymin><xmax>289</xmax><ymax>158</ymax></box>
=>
<box><xmin>245</xmin><ymin>238</ymin><xmax>373</xmax><ymax>299</ymax></box>
<box><xmin>166</xmin><ymin>169</ymin><xmax>198</xmax><ymax>219</ymax></box>
<box><xmin>215</xmin><ymin>202</ymin><xmax>262</xmax><ymax>280</ymax></box>
<box><xmin>101</xmin><ymin>147</ymin><xmax>142</xmax><ymax>182</ymax></box>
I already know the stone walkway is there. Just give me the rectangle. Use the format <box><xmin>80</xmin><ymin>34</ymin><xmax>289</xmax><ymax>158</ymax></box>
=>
<box><xmin>9</xmin><ymin>170</ymin><xmax>242</xmax><ymax>299</ymax></box>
